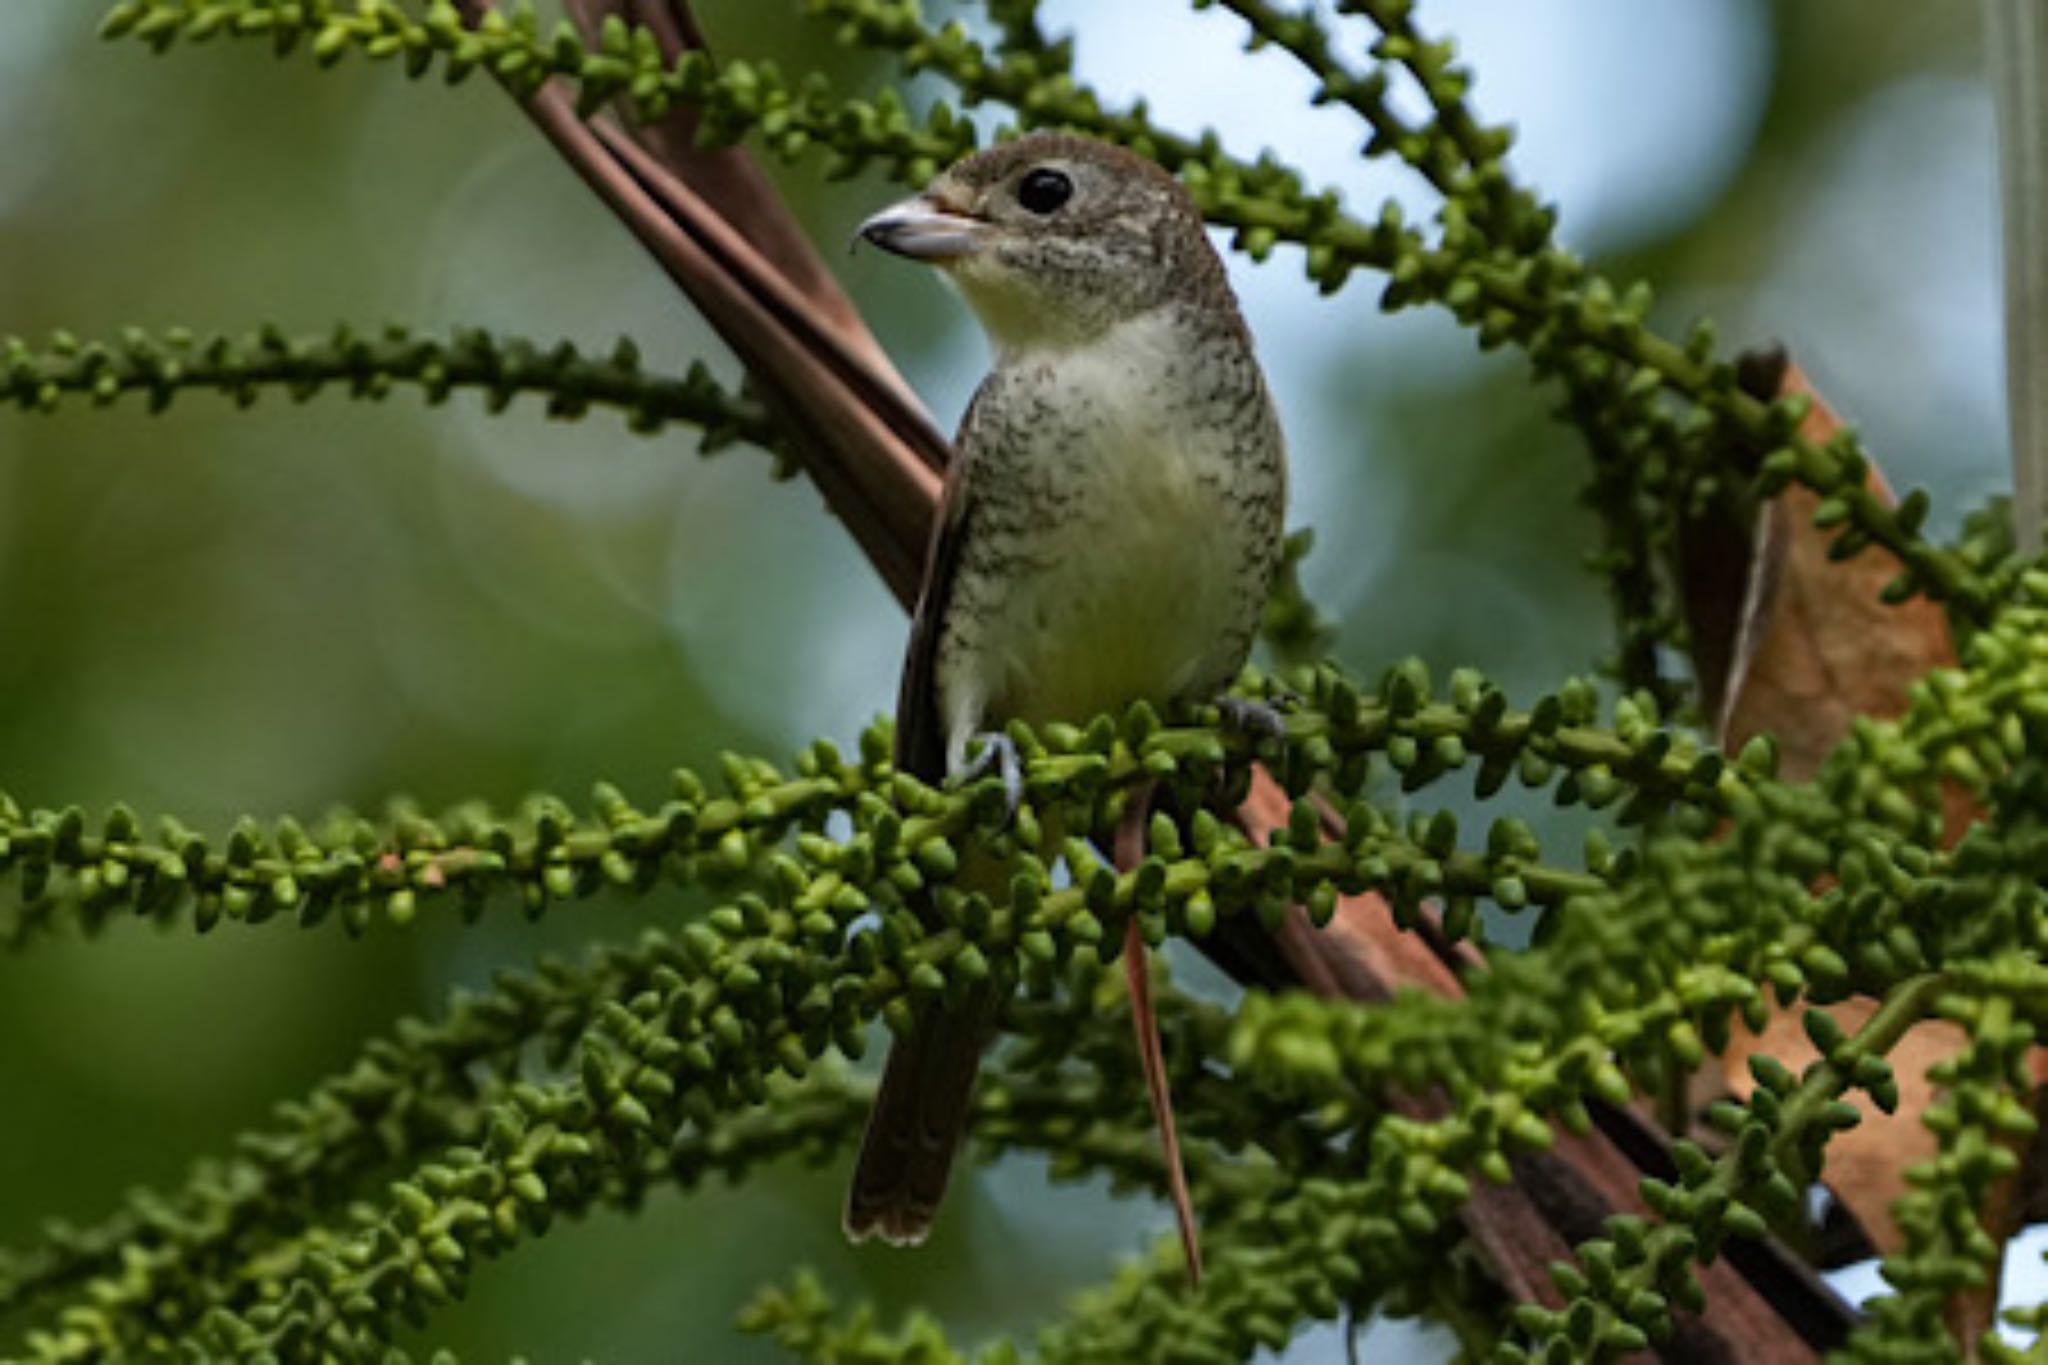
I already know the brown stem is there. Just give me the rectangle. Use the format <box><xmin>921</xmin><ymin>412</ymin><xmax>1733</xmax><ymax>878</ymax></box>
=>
<box><xmin>560</xmin><ymin>0</ymin><xmax>930</xmax><ymax>421</ymax></box>
<box><xmin>458</xmin><ymin>0</ymin><xmax>944</xmax><ymax>604</ymax></box>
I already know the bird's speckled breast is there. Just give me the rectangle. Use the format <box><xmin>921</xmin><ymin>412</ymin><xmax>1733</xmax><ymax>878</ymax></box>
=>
<box><xmin>933</xmin><ymin>306</ymin><xmax>1285</xmax><ymax>767</ymax></box>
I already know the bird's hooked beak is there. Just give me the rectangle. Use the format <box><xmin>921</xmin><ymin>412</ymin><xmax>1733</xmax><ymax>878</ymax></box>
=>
<box><xmin>856</xmin><ymin>192</ymin><xmax>988</xmax><ymax>262</ymax></box>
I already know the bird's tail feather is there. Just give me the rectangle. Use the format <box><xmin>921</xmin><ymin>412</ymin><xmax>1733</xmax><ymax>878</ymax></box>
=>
<box><xmin>844</xmin><ymin>988</ymin><xmax>996</xmax><ymax>1245</ymax></box>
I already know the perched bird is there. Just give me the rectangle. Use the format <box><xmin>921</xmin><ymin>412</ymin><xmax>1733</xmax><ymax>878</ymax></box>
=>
<box><xmin>847</xmin><ymin>131</ymin><xmax>1288</xmax><ymax>1245</ymax></box>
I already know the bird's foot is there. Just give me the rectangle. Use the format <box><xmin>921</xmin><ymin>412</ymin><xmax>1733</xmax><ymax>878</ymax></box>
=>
<box><xmin>954</xmin><ymin>731</ymin><xmax>1024</xmax><ymax>824</ymax></box>
<box><xmin>1213</xmin><ymin>691</ymin><xmax>1295</xmax><ymax>741</ymax></box>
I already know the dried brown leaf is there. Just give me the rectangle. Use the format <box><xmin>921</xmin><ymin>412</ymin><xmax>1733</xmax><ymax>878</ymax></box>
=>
<box><xmin>1723</xmin><ymin>1003</ymin><xmax>1961</xmax><ymax>1252</ymax></box>
<box><xmin>1698</xmin><ymin>362</ymin><xmax>2023</xmax><ymax>1341</ymax></box>
<box><xmin>1712</xmin><ymin>364</ymin><xmax>1956</xmax><ymax>779</ymax></box>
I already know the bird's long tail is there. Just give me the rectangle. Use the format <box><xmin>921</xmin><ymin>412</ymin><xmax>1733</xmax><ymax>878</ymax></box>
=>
<box><xmin>844</xmin><ymin>987</ymin><xmax>998</xmax><ymax>1244</ymax></box>
<box><xmin>1113</xmin><ymin>788</ymin><xmax>1203</xmax><ymax>1287</ymax></box>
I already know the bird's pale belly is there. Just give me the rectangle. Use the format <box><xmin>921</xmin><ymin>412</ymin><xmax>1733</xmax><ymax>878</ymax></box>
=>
<box><xmin>928</xmin><ymin>306</ymin><xmax>1282</xmax><ymax>763</ymax></box>
<box><xmin>974</xmin><ymin>491</ymin><xmax>1249</xmax><ymax>729</ymax></box>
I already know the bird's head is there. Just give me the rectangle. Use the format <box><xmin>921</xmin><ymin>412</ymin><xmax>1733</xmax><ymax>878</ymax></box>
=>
<box><xmin>858</xmin><ymin>132</ymin><xmax>1231</xmax><ymax>355</ymax></box>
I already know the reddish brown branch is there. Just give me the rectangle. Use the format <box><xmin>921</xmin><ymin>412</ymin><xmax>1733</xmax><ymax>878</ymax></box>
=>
<box><xmin>1234</xmin><ymin>772</ymin><xmax>1834</xmax><ymax>1362</ymax></box>
<box><xmin>459</xmin><ymin>0</ymin><xmax>944</xmax><ymax>604</ymax></box>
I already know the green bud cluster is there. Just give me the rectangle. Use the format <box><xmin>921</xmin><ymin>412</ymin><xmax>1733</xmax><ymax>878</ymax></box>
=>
<box><xmin>13</xmin><ymin>592</ymin><xmax>2048</xmax><ymax>1358</ymax></box>
<box><xmin>745</xmin><ymin>1146</ymin><xmax>1460</xmax><ymax>1364</ymax></box>
<box><xmin>1</xmin><ymin>934</ymin><xmax>684</xmax><ymax>1349</ymax></box>
<box><xmin>0</xmin><ymin>655</ymin><xmax>1782</xmax><ymax>1360</ymax></box>
<box><xmin>0</xmin><ymin>661</ymin><xmax>1749</xmax><ymax>953</ymax></box>
<box><xmin>1500</xmin><ymin>978</ymin><xmax>1943</xmax><ymax>1362</ymax></box>
<box><xmin>99</xmin><ymin>0</ymin><xmax>978</xmax><ymax>181</ymax></box>
<box><xmin>100</xmin><ymin>0</ymin><xmax>1992</xmax><ymax>645</ymax></box>
<box><xmin>0</xmin><ymin>324</ymin><xmax>779</xmax><ymax>449</ymax></box>
<box><xmin>1259</xmin><ymin>527</ymin><xmax>1335</xmax><ymax>664</ymax></box>
<box><xmin>1843</xmin><ymin>989</ymin><xmax>2043</xmax><ymax>1361</ymax></box>
<box><xmin>725</xmin><ymin>590</ymin><xmax>2048</xmax><ymax>1360</ymax></box>
<box><xmin>743</xmin><ymin>1272</ymin><xmax>969</xmax><ymax>1365</ymax></box>
<box><xmin>806</xmin><ymin>0</ymin><xmax>1989</xmax><ymax>660</ymax></box>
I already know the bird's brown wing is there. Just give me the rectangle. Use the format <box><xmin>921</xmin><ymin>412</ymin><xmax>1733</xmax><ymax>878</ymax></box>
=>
<box><xmin>848</xmin><ymin>397</ymin><xmax>992</xmax><ymax>1245</ymax></box>
<box><xmin>892</xmin><ymin>393</ymin><xmax>982</xmax><ymax>782</ymax></box>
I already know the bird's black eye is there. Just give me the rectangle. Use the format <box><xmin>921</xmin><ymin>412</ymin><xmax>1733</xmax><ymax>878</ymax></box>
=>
<box><xmin>1016</xmin><ymin>167</ymin><xmax>1073</xmax><ymax>215</ymax></box>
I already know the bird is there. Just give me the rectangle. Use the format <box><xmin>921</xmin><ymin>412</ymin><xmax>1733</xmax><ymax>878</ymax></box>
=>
<box><xmin>846</xmin><ymin>130</ymin><xmax>1288</xmax><ymax>1246</ymax></box>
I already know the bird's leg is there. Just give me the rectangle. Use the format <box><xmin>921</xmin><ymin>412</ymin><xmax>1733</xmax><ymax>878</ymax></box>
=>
<box><xmin>1114</xmin><ymin>783</ymin><xmax>1203</xmax><ymax>1289</ymax></box>
<box><xmin>953</xmin><ymin>730</ymin><xmax>1024</xmax><ymax>823</ymax></box>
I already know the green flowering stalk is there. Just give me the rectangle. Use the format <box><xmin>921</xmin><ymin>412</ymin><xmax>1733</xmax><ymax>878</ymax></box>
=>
<box><xmin>0</xmin><ymin>324</ymin><xmax>778</xmax><ymax>446</ymax></box>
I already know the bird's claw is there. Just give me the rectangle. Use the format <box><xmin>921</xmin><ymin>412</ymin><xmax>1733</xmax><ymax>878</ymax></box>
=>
<box><xmin>1214</xmin><ymin>692</ymin><xmax>1294</xmax><ymax>741</ymax></box>
<box><xmin>955</xmin><ymin>731</ymin><xmax>1024</xmax><ymax>824</ymax></box>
